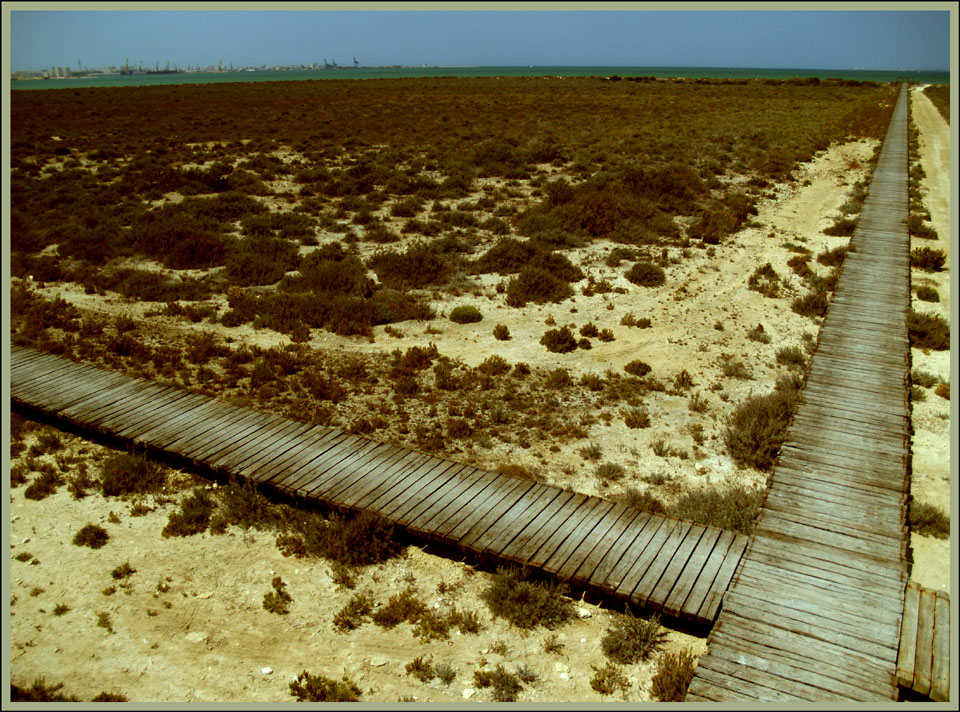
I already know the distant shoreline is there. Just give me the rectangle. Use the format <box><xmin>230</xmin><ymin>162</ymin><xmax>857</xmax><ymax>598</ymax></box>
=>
<box><xmin>11</xmin><ymin>65</ymin><xmax>949</xmax><ymax>91</ymax></box>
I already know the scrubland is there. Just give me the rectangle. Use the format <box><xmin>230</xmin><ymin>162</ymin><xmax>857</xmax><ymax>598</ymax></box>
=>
<box><xmin>8</xmin><ymin>76</ymin><xmax>950</xmax><ymax>702</ymax></box>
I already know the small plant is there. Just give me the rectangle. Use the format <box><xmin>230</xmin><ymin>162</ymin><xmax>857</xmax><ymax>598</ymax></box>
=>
<box><xmin>405</xmin><ymin>655</ymin><xmax>436</xmax><ymax>682</ymax></box>
<box><xmin>651</xmin><ymin>649</ymin><xmax>697</xmax><ymax>701</ymax></box>
<box><xmin>53</xmin><ymin>603</ymin><xmax>71</xmax><ymax>616</ymax></box>
<box><xmin>911</xmin><ymin>247</ymin><xmax>947</xmax><ymax>272</ymax></box>
<box><xmin>775</xmin><ymin>345</ymin><xmax>807</xmax><ymax>370</ymax></box>
<box><xmin>935</xmin><ymin>381</ymin><xmax>949</xmax><ymax>400</ymax></box>
<box><xmin>111</xmin><ymin>562</ymin><xmax>136</xmax><ymax>580</ymax></box>
<box><xmin>746</xmin><ymin>323</ymin><xmax>771</xmax><ymax>343</ymax></box>
<box><xmin>912</xmin><ymin>369</ymin><xmax>940</xmax><ymax>389</ymax></box>
<box><xmin>328</xmin><ymin>561</ymin><xmax>357</xmax><ymax>590</ymax></box>
<box><xmin>688</xmin><ymin>392</ymin><xmax>709</xmax><ymax>414</ymax></box>
<box><xmin>540</xmin><ymin>326</ymin><xmax>578</xmax><ymax>353</ymax></box>
<box><xmin>915</xmin><ymin>285</ymin><xmax>939</xmax><ymax>302</ymax></box>
<box><xmin>435</xmin><ymin>662</ymin><xmax>457</xmax><ymax>685</ymax></box>
<box><xmin>289</xmin><ymin>671</ymin><xmax>362</xmax><ymax>702</ymax></box>
<box><xmin>449</xmin><ymin>305</ymin><xmax>483</xmax><ymax>324</ymax></box>
<box><xmin>595</xmin><ymin>462</ymin><xmax>626</xmax><ymax>484</ymax></box>
<box><xmin>97</xmin><ymin>612</ymin><xmax>113</xmax><ymax>634</ymax></box>
<box><xmin>73</xmin><ymin>524</ymin><xmax>109</xmax><ymax>549</ymax></box>
<box><xmin>602</xmin><ymin>609</ymin><xmax>667</xmax><ymax>664</ymax></box>
<box><xmin>10</xmin><ymin>678</ymin><xmax>80</xmax><ymax>702</ymax></box>
<box><xmin>720</xmin><ymin>355</ymin><xmax>753</xmax><ymax>380</ymax></box>
<box><xmin>493</xmin><ymin>323</ymin><xmax>511</xmax><ymax>340</ymax></box>
<box><xmin>473</xmin><ymin>664</ymin><xmax>524</xmax><ymax>702</ymax></box>
<box><xmin>579</xmin><ymin>442</ymin><xmax>603</xmax><ymax>460</ymax></box>
<box><xmin>624</xmin><ymin>359</ymin><xmax>651</xmax><ymax>377</ymax></box>
<box><xmin>162</xmin><ymin>488</ymin><xmax>216</xmax><ymax>537</ymax></box>
<box><xmin>333</xmin><ymin>591</ymin><xmax>374</xmax><ymax>632</ymax></box>
<box><xmin>480</xmin><ymin>567</ymin><xmax>573</xmax><ymax>630</ymax></box>
<box><xmin>668</xmin><ymin>483</ymin><xmax>764</xmax><ymax>535</ymax></box>
<box><xmin>263</xmin><ymin>576</ymin><xmax>293</xmax><ymax>615</ymax></box>
<box><xmin>908</xmin><ymin>310</ymin><xmax>950</xmax><ymax>350</ymax></box>
<box><xmin>100</xmin><ymin>453</ymin><xmax>166</xmax><ymax>496</ymax></box>
<box><xmin>14</xmin><ymin>551</ymin><xmax>33</xmax><ymax>562</ymax></box>
<box><xmin>543</xmin><ymin>633</ymin><xmax>565</xmax><ymax>654</ymax></box>
<box><xmin>371</xmin><ymin>587</ymin><xmax>427</xmax><ymax>629</ymax></box>
<box><xmin>589</xmin><ymin>662</ymin><xmax>631</xmax><ymax>696</ymax></box>
<box><xmin>625</xmin><ymin>261</ymin><xmax>666</xmax><ymax>288</ymax></box>
<box><xmin>908</xmin><ymin>500</ymin><xmax>950</xmax><ymax>539</ymax></box>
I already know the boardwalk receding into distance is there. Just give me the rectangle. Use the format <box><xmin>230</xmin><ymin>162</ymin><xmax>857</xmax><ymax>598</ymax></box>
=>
<box><xmin>686</xmin><ymin>84</ymin><xmax>931</xmax><ymax>702</ymax></box>
<box><xmin>10</xmin><ymin>344</ymin><xmax>748</xmax><ymax>627</ymax></box>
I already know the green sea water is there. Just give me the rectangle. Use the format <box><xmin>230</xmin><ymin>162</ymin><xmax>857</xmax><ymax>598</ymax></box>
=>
<box><xmin>11</xmin><ymin>65</ymin><xmax>949</xmax><ymax>91</ymax></box>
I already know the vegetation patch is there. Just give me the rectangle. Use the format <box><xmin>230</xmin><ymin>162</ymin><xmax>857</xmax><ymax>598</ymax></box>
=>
<box><xmin>480</xmin><ymin>566</ymin><xmax>573</xmax><ymax>630</ymax></box>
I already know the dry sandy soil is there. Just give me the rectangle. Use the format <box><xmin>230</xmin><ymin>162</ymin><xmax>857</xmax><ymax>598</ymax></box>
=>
<box><xmin>6</xmin><ymin>89</ymin><xmax>952</xmax><ymax>703</ymax></box>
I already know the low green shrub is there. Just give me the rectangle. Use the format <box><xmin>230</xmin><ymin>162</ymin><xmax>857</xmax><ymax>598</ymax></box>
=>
<box><xmin>505</xmin><ymin>267</ymin><xmax>574</xmax><ymax>307</ymax></box>
<box><xmin>289</xmin><ymin>671</ymin><xmax>362</xmax><ymax>702</ymax></box>
<box><xmin>601</xmin><ymin>609</ymin><xmax>667</xmax><ymax>664</ymax></box>
<box><xmin>624</xmin><ymin>359</ymin><xmax>652</xmax><ymax>377</ymax></box>
<box><xmin>724</xmin><ymin>389</ymin><xmax>799</xmax><ymax>471</ymax></box>
<box><xmin>746</xmin><ymin>263</ymin><xmax>781</xmax><ymax>297</ymax></box>
<box><xmin>306</xmin><ymin>510</ymin><xmax>403</xmax><ymax>567</ymax></box>
<box><xmin>100</xmin><ymin>453</ymin><xmax>166</xmax><ymax>497</ymax></box>
<box><xmin>668</xmin><ymin>483</ymin><xmax>765</xmax><ymax>535</ymax></box>
<box><xmin>449</xmin><ymin>305</ymin><xmax>483</xmax><ymax>324</ymax></box>
<box><xmin>625</xmin><ymin>261</ymin><xmax>666</xmax><ymax>288</ymax></box>
<box><xmin>589</xmin><ymin>662</ymin><xmax>631</xmax><ymax>696</ymax></box>
<box><xmin>915</xmin><ymin>285</ymin><xmax>939</xmax><ymax>302</ymax></box>
<box><xmin>493</xmin><ymin>323</ymin><xmax>511</xmax><ymax>340</ymax></box>
<box><xmin>540</xmin><ymin>326</ymin><xmax>578</xmax><ymax>354</ymax></box>
<box><xmin>908</xmin><ymin>310</ymin><xmax>950</xmax><ymax>350</ymax></box>
<box><xmin>162</xmin><ymin>488</ymin><xmax>216</xmax><ymax>537</ymax></box>
<box><xmin>791</xmin><ymin>289</ymin><xmax>829</xmax><ymax>319</ymax></box>
<box><xmin>473</xmin><ymin>664</ymin><xmax>525</xmax><ymax>702</ymax></box>
<box><xmin>911</xmin><ymin>247</ymin><xmax>947</xmax><ymax>272</ymax></box>
<box><xmin>333</xmin><ymin>591</ymin><xmax>374</xmax><ymax>632</ymax></box>
<box><xmin>775</xmin><ymin>345</ymin><xmax>807</xmax><ymax>370</ymax></box>
<box><xmin>480</xmin><ymin>567</ymin><xmax>574</xmax><ymax>630</ymax></box>
<box><xmin>11</xmin><ymin>678</ymin><xmax>81</xmax><ymax>702</ymax></box>
<box><xmin>263</xmin><ymin>576</ymin><xmax>293</xmax><ymax>615</ymax></box>
<box><xmin>73</xmin><ymin>524</ymin><xmax>109</xmax><ymax>549</ymax></box>
<box><xmin>371</xmin><ymin>588</ymin><xmax>427</xmax><ymax>629</ymax></box>
<box><xmin>651</xmin><ymin>649</ymin><xmax>697</xmax><ymax>701</ymax></box>
<box><xmin>908</xmin><ymin>500</ymin><xmax>950</xmax><ymax>539</ymax></box>
<box><xmin>613</xmin><ymin>487</ymin><xmax>667</xmax><ymax>514</ymax></box>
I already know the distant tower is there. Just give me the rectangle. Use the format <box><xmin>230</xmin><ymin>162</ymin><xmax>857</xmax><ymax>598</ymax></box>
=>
<box><xmin>218</xmin><ymin>59</ymin><xmax>223</xmax><ymax>72</ymax></box>
<box><xmin>353</xmin><ymin>56</ymin><xmax>359</xmax><ymax>68</ymax></box>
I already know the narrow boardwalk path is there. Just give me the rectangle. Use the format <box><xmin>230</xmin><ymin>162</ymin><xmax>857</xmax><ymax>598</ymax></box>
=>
<box><xmin>898</xmin><ymin>582</ymin><xmax>951</xmax><ymax>701</ymax></box>
<box><xmin>10</xmin><ymin>343</ymin><xmax>748</xmax><ymax>626</ymax></box>
<box><xmin>686</xmin><ymin>85</ymin><xmax>913</xmax><ymax>702</ymax></box>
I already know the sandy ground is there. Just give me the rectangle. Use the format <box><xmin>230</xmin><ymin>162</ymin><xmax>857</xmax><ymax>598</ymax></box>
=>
<box><xmin>906</xmin><ymin>87</ymin><xmax>952</xmax><ymax>594</ymax></box>
<box><xmin>7</xmin><ymin>95</ymin><xmax>952</xmax><ymax>702</ymax></box>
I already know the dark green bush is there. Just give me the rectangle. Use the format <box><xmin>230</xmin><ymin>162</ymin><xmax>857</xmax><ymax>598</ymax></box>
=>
<box><xmin>73</xmin><ymin>524</ymin><xmax>109</xmax><ymax>549</ymax></box>
<box><xmin>540</xmin><ymin>326</ymin><xmax>578</xmax><ymax>354</ymax></box>
<box><xmin>668</xmin><ymin>483</ymin><xmax>765</xmax><ymax>535</ymax></box>
<box><xmin>505</xmin><ymin>267</ymin><xmax>575</xmax><ymax>307</ymax></box>
<box><xmin>100</xmin><ymin>453</ymin><xmax>166</xmax><ymax>497</ymax></box>
<box><xmin>473</xmin><ymin>665</ymin><xmax>525</xmax><ymax>702</ymax></box>
<box><xmin>651</xmin><ymin>649</ymin><xmax>697</xmax><ymax>701</ymax></box>
<box><xmin>908</xmin><ymin>310</ymin><xmax>950</xmax><ymax>350</ymax></box>
<box><xmin>911</xmin><ymin>247</ymin><xmax>947</xmax><ymax>272</ymax></box>
<box><xmin>624</xmin><ymin>359</ymin><xmax>652</xmax><ymax>377</ymax></box>
<box><xmin>909</xmin><ymin>500</ymin><xmax>950</xmax><ymax>539</ymax></box>
<box><xmin>915</xmin><ymin>285</ymin><xmax>939</xmax><ymax>302</ymax></box>
<box><xmin>162</xmin><ymin>488</ymin><xmax>217</xmax><ymax>537</ymax></box>
<box><xmin>823</xmin><ymin>217</ymin><xmax>857</xmax><ymax>236</ymax></box>
<box><xmin>480</xmin><ymin>567</ymin><xmax>574</xmax><ymax>630</ymax></box>
<box><xmin>371</xmin><ymin>588</ymin><xmax>428</xmax><ymax>628</ymax></box>
<box><xmin>289</xmin><ymin>672</ymin><xmax>362</xmax><ymax>702</ymax></box>
<box><xmin>791</xmin><ymin>289</ymin><xmax>829</xmax><ymax>318</ymax></box>
<box><xmin>625</xmin><ymin>261</ymin><xmax>666</xmax><ymax>288</ymax></box>
<box><xmin>11</xmin><ymin>678</ymin><xmax>81</xmax><ymax>702</ymax></box>
<box><xmin>602</xmin><ymin>609</ymin><xmax>667</xmax><ymax>664</ymax></box>
<box><xmin>724</xmin><ymin>389</ymin><xmax>799</xmax><ymax>471</ymax></box>
<box><xmin>368</xmin><ymin>244</ymin><xmax>452</xmax><ymax>290</ymax></box>
<box><xmin>449</xmin><ymin>305</ymin><xmax>483</xmax><ymax>324</ymax></box>
<box><xmin>306</xmin><ymin>510</ymin><xmax>403</xmax><ymax>567</ymax></box>
<box><xmin>816</xmin><ymin>245</ymin><xmax>851</xmax><ymax>267</ymax></box>
<box><xmin>746</xmin><ymin>263</ymin><xmax>781</xmax><ymax>297</ymax></box>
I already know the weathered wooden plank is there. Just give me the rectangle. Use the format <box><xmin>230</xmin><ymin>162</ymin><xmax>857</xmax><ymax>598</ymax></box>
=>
<box><xmin>283</xmin><ymin>435</ymin><xmax>369</xmax><ymax>493</ymax></box>
<box><xmin>540</xmin><ymin>499</ymin><xmax>616</xmax><ymax>577</ymax></box>
<box><xmin>913</xmin><ymin>585</ymin><xmax>936</xmax><ymax>696</ymax></box>
<box><xmin>396</xmin><ymin>467</ymin><xmax>494</xmax><ymax>533</ymax></box>
<box><xmin>758</xmin><ymin>507</ymin><xmax>905</xmax><ymax>553</ymax></box>
<box><xmin>376</xmin><ymin>461</ymin><xmax>468</xmax><ymax>522</ymax></box>
<box><xmin>769</xmin><ymin>470</ymin><xmax>907</xmax><ymax>516</ymax></box>
<box><xmin>930</xmin><ymin>592</ymin><xmax>950</xmax><ymax>702</ymax></box>
<box><xmin>755</xmin><ymin>514</ymin><xmax>903</xmax><ymax>565</ymax></box>
<box><xmin>697</xmin><ymin>533</ymin><xmax>749</xmax><ymax>623</ymax></box>
<box><xmin>258</xmin><ymin>431</ymin><xmax>380</xmax><ymax>494</ymax></box>
<box><xmin>297</xmin><ymin>439</ymin><xmax>387</xmax><ymax>498</ymax></box>
<box><xmin>501</xmin><ymin>493</ymin><xmax>590</xmax><ymax>568</ymax></box>
<box><xmin>673</xmin><ymin>529</ymin><xmax>736</xmax><ymax>621</ymax></box>
<box><xmin>176</xmin><ymin>406</ymin><xmax>278</xmax><ymax>462</ymax></box>
<box><xmin>565</xmin><ymin>504</ymin><xmax>640</xmax><ymax>587</ymax></box>
<box><xmin>98</xmin><ymin>386</ymin><xmax>212</xmax><ymax>437</ymax></box>
<box><xmin>556</xmin><ymin>503</ymin><xmax>632</xmax><ymax>585</ymax></box>
<box><xmin>271</xmin><ymin>433</ymin><xmax>360</xmax><ymax>492</ymax></box>
<box><xmin>127</xmin><ymin>394</ymin><xmax>226</xmax><ymax>448</ymax></box>
<box><xmin>254</xmin><ymin>426</ymin><xmax>342</xmax><ymax>484</ymax></box>
<box><xmin>613</xmin><ymin>517</ymin><xmax>680</xmax><ymax>600</ymax></box>
<box><xmin>72</xmin><ymin>382</ymin><xmax>188</xmax><ymax>429</ymax></box>
<box><xmin>335</xmin><ymin>449</ymin><xmax>433</xmax><ymax>510</ymax></box>
<box><xmin>462</xmin><ymin>484</ymin><xmax>559</xmax><ymax>556</ymax></box>
<box><xmin>233</xmin><ymin>422</ymin><xmax>328</xmax><ymax>480</ymax></box>
<box><xmin>628</xmin><ymin>519</ymin><xmax>694</xmax><ymax>607</ymax></box>
<box><xmin>706</xmin><ymin>642</ymin><xmax>872</xmax><ymax>701</ymax></box>
<box><xmin>693</xmin><ymin>658</ymin><xmax>811</xmax><ymax>701</ymax></box>
<box><xmin>492</xmin><ymin>490</ymin><xmax>579</xmax><ymax>564</ymax></box>
<box><xmin>442</xmin><ymin>477</ymin><xmax>533</xmax><ymax>545</ymax></box>
<box><xmin>322</xmin><ymin>444</ymin><xmax>417</xmax><ymax>504</ymax></box>
<box><xmin>452</xmin><ymin>479</ymin><xmax>537</xmax><ymax>551</ymax></box>
<box><xmin>661</xmin><ymin>526</ymin><xmax>722</xmax><ymax>618</ymax></box>
<box><xmin>354</xmin><ymin>456</ymin><xmax>452</xmax><ymax>513</ymax></box>
<box><xmin>647</xmin><ymin>522</ymin><xmax>708</xmax><ymax>612</ymax></box>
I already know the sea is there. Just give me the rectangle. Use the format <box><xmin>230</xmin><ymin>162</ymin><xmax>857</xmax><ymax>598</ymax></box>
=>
<box><xmin>10</xmin><ymin>65</ymin><xmax>949</xmax><ymax>91</ymax></box>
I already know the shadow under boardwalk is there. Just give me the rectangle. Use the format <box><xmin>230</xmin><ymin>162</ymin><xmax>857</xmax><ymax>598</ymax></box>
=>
<box><xmin>10</xmin><ymin>343</ymin><xmax>747</xmax><ymax>627</ymax></box>
<box><xmin>686</xmin><ymin>85</ymin><xmax>914</xmax><ymax>702</ymax></box>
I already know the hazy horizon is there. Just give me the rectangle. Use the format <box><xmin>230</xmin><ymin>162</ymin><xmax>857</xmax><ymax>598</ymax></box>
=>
<box><xmin>8</xmin><ymin>7</ymin><xmax>952</xmax><ymax>74</ymax></box>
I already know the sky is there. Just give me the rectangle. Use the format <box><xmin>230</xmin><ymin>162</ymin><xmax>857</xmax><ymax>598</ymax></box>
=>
<box><xmin>6</xmin><ymin>4</ymin><xmax>953</xmax><ymax>73</ymax></box>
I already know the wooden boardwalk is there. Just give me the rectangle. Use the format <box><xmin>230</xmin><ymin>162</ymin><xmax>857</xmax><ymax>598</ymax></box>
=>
<box><xmin>10</xmin><ymin>344</ymin><xmax>748</xmax><ymax>626</ymax></box>
<box><xmin>898</xmin><ymin>582</ymin><xmax>951</xmax><ymax>702</ymax></box>
<box><xmin>686</xmin><ymin>85</ymin><xmax>917</xmax><ymax>702</ymax></box>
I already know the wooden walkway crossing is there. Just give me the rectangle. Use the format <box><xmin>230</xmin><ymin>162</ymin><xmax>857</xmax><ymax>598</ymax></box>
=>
<box><xmin>9</xmin><ymin>344</ymin><xmax>748</xmax><ymax>626</ymax></box>
<box><xmin>898</xmin><ymin>582</ymin><xmax>951</xmax><ymax>701</ymax></box>
<box><xmin>686</xmin><ymin>85</ymin><xmax>917</xmax><ymax>702</ymax></box>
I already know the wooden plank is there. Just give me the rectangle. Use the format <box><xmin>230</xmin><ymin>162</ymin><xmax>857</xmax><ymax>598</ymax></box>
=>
<box><xmin>709</xmin><ymin>629</ymin><xmax>885</xmax><ymax>696</ymax></box>
<box><xmin>769</xmin><ymin>470</ymin><xmax>907</xmax><ymax>515</ymax></box>
<box><xmin>661</xmin><ymin>526</ymin><xmax>722</xmax><ymax>618</ymax></box>
<box><xmin>478</xmin><ymin>485</ymin><xmax>569</xmax><ymax>560</ymax></box>
<box><xmin>354</xmin><ymin>455</ymin><xmax>451</xmax><ymax>513</ymax></box>
<box><xmin>721</xmin><ymin>593</ymin><xmax>898</xmax><ymax>668</ymax></box>
<box><xmin>176</xmin><ymin>406</ymin><xmax>279</xmax><ymax>463</ymax></box>
<box><xmin>673</xmin><ymin>529</ymin><xmax>736</xmax><ymax>621</ymax></box>
<box><xmin>20</xmin><ymin>370</ymin><xmax>137</xmax><ymax>414</ymax></box>
<box><xmin>402</xmin><ymin>468</ymin><xmax>500</xmax><ymax>535</ymax></box>
<box><xmin>71</xmin><ymin>382</ymin><xmax>187</xmax><ymax>428</ymax></box>
<box><xmin>564</xmin><ymin>504</ymin><xmax>640</xmax><ymax>587</ymax></box>
<box><xmin>628</xmin><ymin>519</ymin><xmax>695</xmax><ymax>607</ymax></box>
<box><xmin>647</xmin><ymin>522</ymin><xmax>708</xmax><ymax>612</ymax></box>
<box><xmin>556</xmin><ymin>502</ymin><xmax>636</xmax><ymax>585</ymax></box>
<box><xmin>298</xmin><ymin>439</ymin><xmax>386</xmax><ymax>498</ymax></box>
<box><xmin>591</xmin><ymin>513</ymin><xmax>663</xmax><ymax>596</ymax></box>
<box><xmin>322</xmin><ymin>444</ymin><xmax>417</xmax><ymax>504</ymax></box>
<box><xmin>93</xmin><ymin>386</ymin><xmax>199</xmax><ymax>436</ymax></box>
<box><xmin>706</xmin><ymin>642</ymin><xmax>872</xmax><ymax>701</ymax></box>
<box><xmin>231</xmin><ymin>422</ymin><xmax>326</xmax><ymax>479</ymax></box>
<box><xmin>615</xmin><ymin>517</ymin><xmax>683</xmax><ymax>600</ymax></box>
<box><xmin>256</xmin><ymin>427</ymin><xmax>342</xmax><ymax>484</ymax></box>
<box><xmin>758</xmin><ymin>507</ymin><xmax>905</xmax><ymax>553</ymax></box>
<box><xmin>334</xmin><ymin>449</ymin><xmax>431</xmax><ymax>509</ymax></box>
<box><xmin>540</xmin><ymin>499</ymin><xmax>616</xmax><ymax>577</ymax></box>
<box><xmin>516</xmin><ymin>495</ymin><xmax>597</xmax><ymax>569</ymax></box>
<box><xmin>451</xmin><ymin>479</ymin><xmax>537</xmax><ymax>551</ymax></box>
<box><xmin>697</xmin><ymin>533</ymin><xmax>748</xmax><ymax>622</ymax></box>
<box><xmin>378</xmin><ymin>462</ymin><xmax>469</xmax><ymax>524</ymax></box>
<box><xmin>489</xmin><ymin>490</ymin><xmax>579</xmax><ymax>562</ymax></box>
<box><xmin>128</xmin><ymin>394</ymin><xmax>225</xmax><ymax>448</ymax></box>
<box><xmin>285</xmin><ymin>435</ymin><xmax>369</xmax><ymax>494</ymax></box>
<box><xmin>271</xmin><ymin>433</ymin><xmax>360</xmax><ymax>492</ymax></box>
<box><xmin>754</xmin><ymin>515</ymin><xmax>903</xmax><ymax>565</ymax></box>
<box><xmin>13</xmin><ymin>360</ymin><xmax>111</xmax><ymax>400</ymax></box>
<box><xmin>151</xmin><ymin>399</ymin><xmax>252</xmax><ymax>452</ymax></box>
<box><xmin>441</xmin><ymin>477</ymin><xmax>532</xmax><ymax>545</ymax></box>
<box><xmin>692</xmin><ymin>659</ymin><xmax>810</xmax><ymax>702</ymax></box>
<box><xmin>930</xmin><ymin>592</ymin><xmax>950</xmax><ymax>702</ymax></box>
<box><xmin>294</xmin><ymin>440</ymin><xmax>397</xmax><ymax>500</ymax></box>
<box><xmin>497</xmin><ymin>492</ymin><xmax>584</xmax><ymax>567</ymax></box>
<box><xmin>714</xmin><ymin>617</ymin><xmax>897</xmax><ymax>692</ymax></box>
<box><xmin>913</xmin><ymin>585</ymin><xmax>936</xmax><ymax>696</ymax></box>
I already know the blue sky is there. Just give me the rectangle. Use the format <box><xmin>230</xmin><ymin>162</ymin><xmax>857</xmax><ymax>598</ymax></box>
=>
<box><xmin>8</xmin><ymin>7</ymin><xmax>952</xmax><ymax>72</ymax></box>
